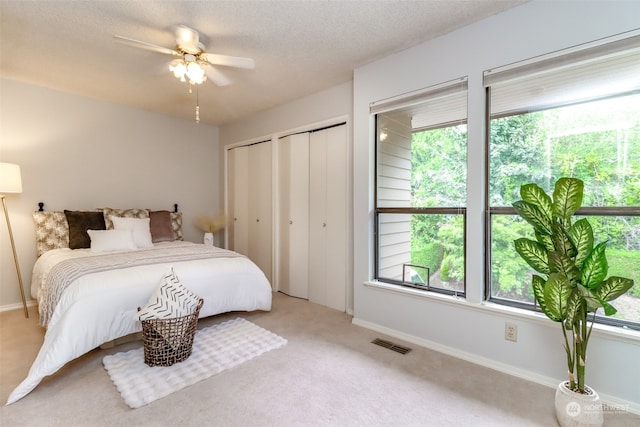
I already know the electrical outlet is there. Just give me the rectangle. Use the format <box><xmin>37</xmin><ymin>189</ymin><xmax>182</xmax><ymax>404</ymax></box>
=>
<box><xmin>505</xmin><ymin>322</ymin><xmax>518</xmax><ymax>342</ymax></box>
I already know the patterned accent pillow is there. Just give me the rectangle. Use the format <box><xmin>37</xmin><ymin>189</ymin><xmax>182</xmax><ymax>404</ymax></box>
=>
<box><xmin>138</xmin><ymin>268</ymin><xmax>201</xmax><ymax>321</ymax></box>
<box><xmin>102</xmin><ymin>208</ymin><xmax>149</xmax><ymax>230</ymax></box>
<box><xmin>170</xmin><ymin>212</ymin><xmax>183</xmax><ymax>241</ymax></box>
<box><xmin>33</xmin><ymin>211</ymin><xmax>69</xmax><ymax>257</ymax></box>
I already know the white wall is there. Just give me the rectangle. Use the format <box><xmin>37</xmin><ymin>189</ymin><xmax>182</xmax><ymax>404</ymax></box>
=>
<box><xmin>220</xmin><ymin>81</ymin><xmax>352</xmax><ymax>145</ymax></box>
<box><xmin>0</xmin><ymin>78</ymin><xmax>220</xmax><ymax>310</ymax></box>
<box><xmin>353</xmin><ymin>1</ymin><xmax>640</xmax><ymax>409</ymax></box>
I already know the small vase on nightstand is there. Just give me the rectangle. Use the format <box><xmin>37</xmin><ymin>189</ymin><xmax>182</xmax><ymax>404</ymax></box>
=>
<box><xmin>203</xmin><ymin>232</ymin><xmax>214</xmax><ymax>247</ymax></box>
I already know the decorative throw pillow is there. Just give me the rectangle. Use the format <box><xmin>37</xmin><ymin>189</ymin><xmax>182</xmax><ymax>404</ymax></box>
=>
<box><xmin>149</xmin><ymin>210</ymin><xmax>175</xmax><ymax>243</ymax></box>
<box><xmin>64</xmin><ymin>210</ymin><xmax>106</xmax><ymax>249</ymax></box>
<box><xmin>111</xmin><ymin>216</ymin><xmax>154</xmax><ymax>248</ymax></box>
<box><xmin>87</xmin><ymin>229</ymin><xmax>137</xmax><ymax>253</ymax></box>
<box><xmin>102</xmin><ymin>208</ymin><xmax>149</xmax><ymax>230</ymax></box>
<box><xmin>137</xmin><ymin>268</ymin><xmax>202</xmax><ymax>320</ymax></box>
<box><xmin>170</xmin><ymin>212</ymin><xmax>183</xmax><ymax>241</ymax></box>
<box><xmin>33</xmin><ymin>211</ymin><xmax>69</xmax><ymax>257</ymax></box>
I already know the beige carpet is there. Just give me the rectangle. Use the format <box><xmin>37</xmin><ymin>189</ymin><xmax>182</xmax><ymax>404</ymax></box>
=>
<box><xmin>1</xmin><ymin>292</ymin><xmax>639</xmax><ymax>426</ymax></box>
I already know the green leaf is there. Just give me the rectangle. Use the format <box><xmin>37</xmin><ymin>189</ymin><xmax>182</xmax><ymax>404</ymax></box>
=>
<box><xmin>576</xmin><ymin>284</ymin><xmax>605</xmax><ymax>313</ymax></box>
<box><xmin>531</xmin><ymin>274</ymin><xmax>549</xmax><ymax>313</ymax></box>
<box><xmin>599</xmin><ymin>299</ymin><xmax>617</xmax><ymax>316</ymax></box>
<box><xmin>552</xmin><ymin>178</ymin><xmax>583</xmax><ymax>224</ymax></box>
<box><xmin>515</xmin><ymin>238</ymin><xmax>550</xmax><ymax>275</ymax></box>
<box><xmin>535</xmin><ymin>231</ymin><xmax>554</xmax><ymax>252</ymax></box>
<box><xmin>548</xmin><ymin>250</ymin><xmax>580</xmax><ymax>283</ymax></box>
<box><xmin>544</xmin><ymin>273</ymin><xmax>573</xmax><ymax>321</ymax></box>
<box><xmin>550</xmin><ymin>222</ymin><xmax>576</xmax><ymax>258</ymax></box>
<box><xmin>567</xmin><ymin>219</ymin><xmax>594</xmax><ymax>269</ymax></box>
<box><xmin>581</xmin><ymin>242</ymin><xmax>608</xmax><ymax>289</ymax></box>
<box><xmin>563</xmin><ymin>290</ymin><xmax>582</xmax><ymax>330</ymax></box>
<box><xmin>513</xmin><ymin>201</ymin><xmax>553</xmax><ymax>235</ymax></box>
<box><xmin>520</xmin><ymin>183</ymin><xmax>553</xmax><ymax>223</ymax></box>
<box><xmin>595</xmin><ymin>276</ymin><xmax>634</xmax><ymax>303</ymax></box>
<box><xmin>533</xmin><ymin>274</ymin><xmax>564</xmax><ymax>322</ymax></box>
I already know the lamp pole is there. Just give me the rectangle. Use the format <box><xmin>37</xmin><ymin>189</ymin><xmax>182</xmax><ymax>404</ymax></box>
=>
<box><xmin>1</xmin><ymin>195</ymin><xmax>28</xmax><ymax>318</ymax></box>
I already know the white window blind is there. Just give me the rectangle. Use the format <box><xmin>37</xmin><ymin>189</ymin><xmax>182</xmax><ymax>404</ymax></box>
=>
<box><xmin>484</xmin><ymin>31</ymin><xmax>640</xmax><ymax>117</ymax></box>
<box><xmin>371</xmin><ymin>77</ymin><xmax>468</xmax><ymax>130</ymax></box>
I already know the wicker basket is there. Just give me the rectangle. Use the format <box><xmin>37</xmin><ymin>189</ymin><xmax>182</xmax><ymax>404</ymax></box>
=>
<box><xmin>138</xmin><ymin>299</ymin><xmax>204</xmax><ymax>367</ymax></box>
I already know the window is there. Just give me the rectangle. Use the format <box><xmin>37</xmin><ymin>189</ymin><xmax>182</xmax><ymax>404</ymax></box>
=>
<box><xmin>485</xmin><ymin>32</ymin><xmax>640</xmax><ymax>328</ymax></box>
<box><xmin>372</xmin><ymin>78</ymin><xmax>467</xmax><ymax>295</ymax></box>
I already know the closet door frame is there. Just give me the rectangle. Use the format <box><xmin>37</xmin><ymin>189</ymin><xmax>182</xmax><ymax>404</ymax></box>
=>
<box><xmin>224</xmin><ymin>115</ymin><xmax>351</xmax><ymax>312</ymax></box>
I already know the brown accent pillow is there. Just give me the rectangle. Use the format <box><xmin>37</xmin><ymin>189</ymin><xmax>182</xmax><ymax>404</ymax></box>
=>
<box><xmin>64</xmin><ymin>210</ymin><xmax>106</xmax><ymax>249</ymax></box>
<box><xmin>149</xmin><ymin>210</ymin><xmax>175</xmax><ymax>243</ymax></box>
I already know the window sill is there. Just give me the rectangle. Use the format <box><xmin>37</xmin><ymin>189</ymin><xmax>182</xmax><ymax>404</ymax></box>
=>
<box><xmin>363</xmin><ymin>280</ymin><xmax>640</xmax><ymax>344</ymax></box>
<box><xmin>364</xmin><ymin>279</ymin><xmax>467</xmax><ymax>306</ymax></box>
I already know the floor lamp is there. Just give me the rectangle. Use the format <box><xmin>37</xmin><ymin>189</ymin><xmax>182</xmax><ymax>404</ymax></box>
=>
<box><xmin>0</xmin><ymin>162</ymin><xmax>29</xmax><ymax>318</ymax></box>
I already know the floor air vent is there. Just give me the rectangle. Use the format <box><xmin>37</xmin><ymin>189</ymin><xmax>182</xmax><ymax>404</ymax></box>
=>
<box><xmin>371</xmin><ymin>338</ymin><xmax>412</xmax><ymax>355</ymax></box>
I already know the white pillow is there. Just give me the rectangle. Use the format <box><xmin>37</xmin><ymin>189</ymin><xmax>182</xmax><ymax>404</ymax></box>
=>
<box><xmin>111</xmin><ymin>216</ymin><xmax>154</xmax><ymax>248</ymax></box>
<box><xmin>87</xmin><ymin>229</ymin><xmax>137</xmax><ymax>253</ymax></box>
<box><xmin>137</xmin><ymin>268</ymin><xmax>202</xmax><ymax>321</ymax></box>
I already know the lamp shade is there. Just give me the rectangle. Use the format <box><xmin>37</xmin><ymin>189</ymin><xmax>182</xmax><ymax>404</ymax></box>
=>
<box><xmin>0</xmin><ymin>162</ymin><xmax>23</xmax><ymax>194</ymax></box>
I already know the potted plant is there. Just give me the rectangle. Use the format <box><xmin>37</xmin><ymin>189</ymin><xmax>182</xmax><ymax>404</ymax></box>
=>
<box><xmin>195</xmin><ymin>214</ymin><xmax>226</xmax><ymax>246</ymax></box>
<box><xmin>512</xmin><ymin>177</ymin><xmax>634</xmax><ymax>427</ymax></box>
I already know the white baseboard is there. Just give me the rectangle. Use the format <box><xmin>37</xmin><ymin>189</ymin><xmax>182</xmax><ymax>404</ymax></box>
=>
<box><xmin>352</xmin><ymin>316</ymin><xmax>640</xmax><ymax>415</ymax></box>
<box><xmin>0</xmin><ymin>300</ymin><xmax>37</xmax><ymax>314</ymax></box>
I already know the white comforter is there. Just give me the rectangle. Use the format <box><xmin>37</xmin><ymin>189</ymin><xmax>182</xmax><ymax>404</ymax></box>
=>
<box><xmin>7</xmin><ymin>241</ymin><xmax>272</xmax><ymax>404</ymax></box>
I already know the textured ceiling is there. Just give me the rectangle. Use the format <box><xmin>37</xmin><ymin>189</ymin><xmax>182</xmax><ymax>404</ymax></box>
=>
<box><xmin>0</xmin><ymin>1</ymin><xmax>525</xmax><ymax>126</ymax></box>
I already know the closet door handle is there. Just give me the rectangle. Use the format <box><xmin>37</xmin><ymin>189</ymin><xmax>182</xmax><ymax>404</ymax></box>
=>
<box><xmin>289</xmin><ymin>220</ymin><xmax>293</xmax><ymax>225</ymax></box>
<box><xmin>323</xmin><ymin>223</ymin><xmax>326</xmax><ymax>227</ymax></box>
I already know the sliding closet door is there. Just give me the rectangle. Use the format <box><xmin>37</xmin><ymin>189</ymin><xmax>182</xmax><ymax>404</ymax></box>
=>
<box><xmin>230</xmin><ymin>145</ymin><xmax>249</xmax><ymax>256</ymax></box>
<box><xmin>277</xmin><ymin>133</ymin><xmax>310</xmax><ymax>299</ymax></box>
<box><xmin>227</xmin><ymin>142</ymin><xmax>273</xmax><ymax>284</ymax></box>
<box><xmin>248</xmin><ymin>141</ymin><xmax>273</xmax><ymax>283</ymax></box>
<box><xmin>309</xmin><ymin>124</ymin><xmax>347</xmax><ymax>311</ymax></box>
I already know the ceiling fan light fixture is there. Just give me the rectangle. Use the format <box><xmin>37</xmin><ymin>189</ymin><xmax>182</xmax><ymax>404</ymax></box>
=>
<box><xmin>169</xmin><ymin>60</ymin><xmax>186</xmax><ymax>78</ymax></box>
<box><xmin>169</xmin><ymin>58</ymin><xmax>206</xmax><ymax>85</ymax></box>
<box><xmin>186</xmin><ymin>62</ymin><xmax>206</xmax><ymax>84</ymax></box>
<box><xmin>115</xmin><ymin>24</ymin><xmax>254</xmax><ymax>124</ymax></box>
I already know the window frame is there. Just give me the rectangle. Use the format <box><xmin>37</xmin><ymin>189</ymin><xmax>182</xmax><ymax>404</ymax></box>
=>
<box><xmin>486</xmin><ymin>206</ymin><xmax>640</xmax><ymax>330</ymax></box>
<box><xmin>372</xmin><ymin>78</ymin><xmax>469</xmax><ymax>297</ymax></box>
<box><xmin>484</xmin><ymin>65</ymin><xmax>640</xmax><ymax>330</ymax></box>
<box><xmin>375</xmin><ymin>206</ymin><xmax>467</xmax><ymax>296</ymax></box>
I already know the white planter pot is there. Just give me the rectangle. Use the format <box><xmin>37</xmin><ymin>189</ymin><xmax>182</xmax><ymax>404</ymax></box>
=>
<box><xmin>555</xmin><ymin>381</ymin><xmax>603</xmax><ymax>427</ymax></box>
<box><xmin>203</xmin><ymin>232</ymin><xmax>214</xmax><ymax>247</ymax></box>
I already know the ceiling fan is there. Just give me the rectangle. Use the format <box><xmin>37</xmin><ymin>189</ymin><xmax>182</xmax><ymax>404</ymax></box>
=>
<box><xmin>114</xmin><ymin>25</ymin><xmax>255</xmax><ymax>87</ymax></box>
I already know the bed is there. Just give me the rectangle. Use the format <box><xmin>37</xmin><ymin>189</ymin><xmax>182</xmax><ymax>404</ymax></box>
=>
<box><xmin>6</xmin><ymin>206</ymin><xmax>272</xmax><ymax>405</ymax></box>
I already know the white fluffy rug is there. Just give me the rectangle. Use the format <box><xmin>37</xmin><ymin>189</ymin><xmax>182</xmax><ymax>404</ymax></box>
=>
<box><xmin>103</xmin><ymin>317</ymin><xmax>287</xmax><ymax>408</ymax></box>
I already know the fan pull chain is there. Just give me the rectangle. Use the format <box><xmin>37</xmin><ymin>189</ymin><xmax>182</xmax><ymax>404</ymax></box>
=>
<box><xmin>195</xmin><ymin>84</ymin><xmax>200</xmax><ymax>123</ymax></box>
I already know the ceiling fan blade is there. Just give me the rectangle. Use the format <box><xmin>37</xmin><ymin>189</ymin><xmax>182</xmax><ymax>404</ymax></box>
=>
<box><xmin>175</xmin><ymin>25</ymin><xmax>200</xmax><ymax>54</ymax></box>
<box><xmin>204</xmin><ymin>65</ymin><xmax>232</xmax><ymax>87</ymax></box>
<box><xmin>113</xmin><ymin>35</ymin><xmax>179</xmax><ymax>56</ymax></box>
<box><xmin>202</xmin><ymin>53</ymin><xmax>255</xmax><ymax>69</ymax></box>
